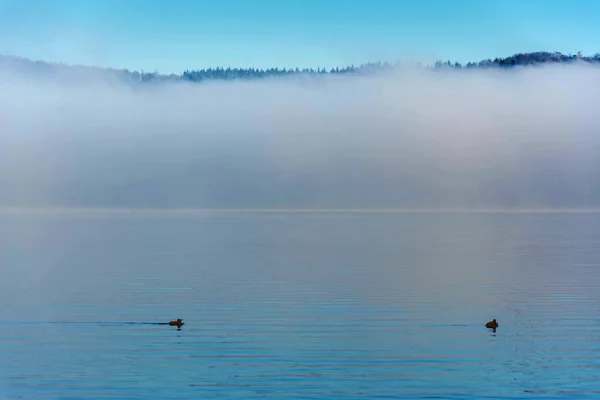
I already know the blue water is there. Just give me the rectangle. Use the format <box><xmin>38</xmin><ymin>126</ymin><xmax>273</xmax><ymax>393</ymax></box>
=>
<box><xmin>1</xmin><ymin>211</ymin><xmax>600</xmax><ymax>399</ymax></box>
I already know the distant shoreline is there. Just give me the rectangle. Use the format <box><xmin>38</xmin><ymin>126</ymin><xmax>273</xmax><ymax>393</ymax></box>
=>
<box><xmin>1</xmin><ymin>51</ymin><xmax>599</xmax><ymax>84</ymax></box>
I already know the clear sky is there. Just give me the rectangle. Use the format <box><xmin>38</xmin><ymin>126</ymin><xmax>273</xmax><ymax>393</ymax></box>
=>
<box><xmin>0</xmin><ymin>0</ymin><xmax>598</xmax><ymax>73</ymax></box>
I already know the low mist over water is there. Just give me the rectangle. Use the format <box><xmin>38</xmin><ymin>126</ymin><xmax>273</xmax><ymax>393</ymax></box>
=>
<box><xmin>2</xmin><ymin>64</ymin><xmax>600</xmax><ymax>209</ymax></box>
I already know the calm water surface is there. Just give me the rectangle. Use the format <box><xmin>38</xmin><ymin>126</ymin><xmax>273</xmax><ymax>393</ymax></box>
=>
<box><xmin>1</xmin><ymin>211</ymin><xmax>600</xmax><ymax>399</ymax></box>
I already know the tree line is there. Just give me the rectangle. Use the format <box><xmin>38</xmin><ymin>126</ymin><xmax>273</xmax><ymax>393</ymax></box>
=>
<box><xmin>1</xmin><ymin>51</ymin><xmax>599</xmax><ymax>84</ymax></box>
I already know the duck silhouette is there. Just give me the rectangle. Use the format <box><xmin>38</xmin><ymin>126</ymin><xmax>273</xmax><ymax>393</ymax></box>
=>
<box><xmin>485</xmin><ymin>319</ymin><xmax>498</xmax><ymax>329</ymax></box>
<box><xmin>168</xmin><ymin>319</ymin><xmax>184</xmax><ymax>327</ymax></box>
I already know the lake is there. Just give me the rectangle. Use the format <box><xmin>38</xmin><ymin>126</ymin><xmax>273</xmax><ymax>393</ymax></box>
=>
<box><xmin>1</xmin><ymin>211</ymin><xmax>600</xmax><ymax>399</ymax></box>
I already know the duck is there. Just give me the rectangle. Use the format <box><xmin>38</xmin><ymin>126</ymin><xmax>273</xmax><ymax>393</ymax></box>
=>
<box><xmin>169</xmin><ymin>318</ymin><xmax>184</xmax><ymax>327</ymax></box>
<box><xmin>485</xmin><ymin>319</ymin><xmax>498</xmax><ymax>329</ymax></box>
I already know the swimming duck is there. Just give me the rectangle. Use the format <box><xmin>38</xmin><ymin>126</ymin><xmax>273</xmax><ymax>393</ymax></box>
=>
<box><xmin>169</xmin><ymin>319</ymin><xmax>184</xmax><ymax>327</ymax></box>
<box><xmin>485</xmin><ymin>319</ymin><xmax>498</xmax><ymax>329</ymax></box>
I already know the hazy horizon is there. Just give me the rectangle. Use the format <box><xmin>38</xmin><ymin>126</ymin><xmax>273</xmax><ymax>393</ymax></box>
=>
<box><xmin>3</xmin><ymin>207</ymin><xmax>600</xmax><ymax>214</ymax></box>
<box><xmin>2</xmin><ymin>62</ymin><xmax>600</xmax><ymax>210</ymax></box>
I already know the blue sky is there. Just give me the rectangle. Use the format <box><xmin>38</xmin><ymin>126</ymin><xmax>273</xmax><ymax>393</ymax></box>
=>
<box><xmin>0</xmin><ymin>0</ymin><xmax>599</xmax><ymax>73</ymax></box>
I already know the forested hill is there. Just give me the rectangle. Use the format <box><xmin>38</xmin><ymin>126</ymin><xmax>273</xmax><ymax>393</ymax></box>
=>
<box><xmin>1</xmin><ymin>51</ymin><xmax>599</xmax><ymax>84</ymax></box>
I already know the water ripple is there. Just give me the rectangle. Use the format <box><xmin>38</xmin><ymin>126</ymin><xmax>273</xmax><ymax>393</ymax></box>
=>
<box><xmin>1</xmin><ymin>212</ymin><xmax>600</xmax><ymax>398</ymax></box>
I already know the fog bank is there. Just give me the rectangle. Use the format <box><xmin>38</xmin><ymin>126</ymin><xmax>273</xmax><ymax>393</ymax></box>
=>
<box><xmin>1</xmin><ymin>64</ymin><xmax>600</xmax><ymax>209</ymax></box>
